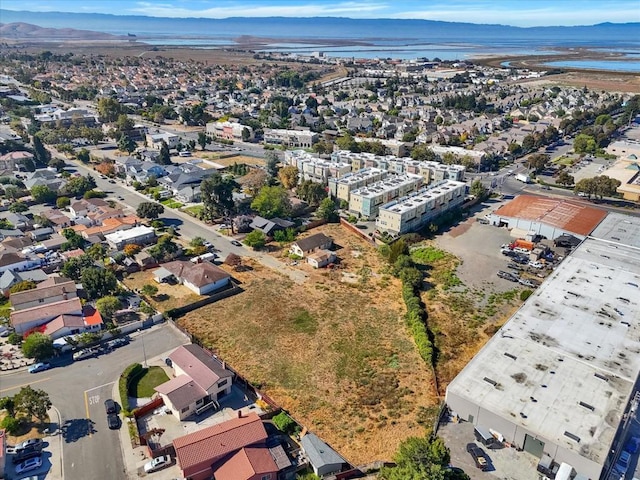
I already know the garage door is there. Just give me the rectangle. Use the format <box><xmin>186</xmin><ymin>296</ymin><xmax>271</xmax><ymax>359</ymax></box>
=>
<box><xmin>524</xmin><ymin>434</ymin><xmax>545</xmax><ymax>458</ymax></box>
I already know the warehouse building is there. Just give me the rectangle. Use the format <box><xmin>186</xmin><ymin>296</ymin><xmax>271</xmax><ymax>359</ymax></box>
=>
<box><xmin>376</xmin><ymin>180</ymin><xmax>466</xmax><ymax>235</ymax></box>
<box><xmin>445</xmin><ymin>212</ymin><xmax>640</xmax><ymax>479</ymax></box>
<box><xmin>487</xmin><ymin>195</ymin><xmax>607</xmax><ymax>240</ymax></box>
<box><xmin>328</xmin><ymin>168</ymin><xmax>388</xmax><ymax>202</ymax></box>
<box><xmin>348</xmin><ymin>174</ymin><xmax>423</xmax><ymax>219</ymax></box>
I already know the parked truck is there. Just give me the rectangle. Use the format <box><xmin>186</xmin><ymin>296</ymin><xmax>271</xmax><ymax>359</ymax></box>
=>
<box><xmin>516</xmin><ymin>173</ymin><xmax>531</xmax><ymax>183</ymax></box>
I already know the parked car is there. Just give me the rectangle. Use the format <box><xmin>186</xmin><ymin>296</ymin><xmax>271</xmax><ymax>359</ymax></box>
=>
<box><xmin>15</xmin><ymin>457</ymin><xmax>42</xmax><ymax>475</ymax></box>
<box><xmin>625</xmin><ymin>436</ymin><xmax>640</xmax><ymax>454</ymax></box>
<box><xmin>16</xmin><ymin>439</ymin><xmax>43</xmax><ymax>451</ymax></box>
<box><xmin>28</xmin><ymin>362</ymin><xmax>51</xmax><ymax>373</ymax></box>
<box><xmin>466</xmin><ymin>443</ymin><xmax>488</xmax><ymax>471</ymax></box>
<box><xmin>104</xmin><ymin>399</ymin><xmax>116</xmax><ymax>414</ymax></box>
<box><xmin>614</xmin><ymin>450</ymin><xmax>631</xmax><ymax>475</ymax></box>
<box><xmin>73</xmin><ymin>349</ymin><xmax>97</xmax><ymax>361</ymax></box>
<box><xmin>107</xmin><ymin>413</ymin><xmax>120</xmax><ymax>430</ymax></box>
<box><xmin>529</xmin><ymin>261</ymin><xmax>544</xmax><ymax>269</ymax></box>
<box><xmin>507</xmin><ymin>263</ymin><xmax>524</xmax><ymax>271</ymax></box>
<box><xmin>12</xmin><ymin>445</ymin><xmax>42</xmax><ymax>464</ymax></box>
<box><xmin>106</xmin><ymin>337</ymin><xmax>128</xmax><ymax>350</ymax></box>
<box><xmin>144</xmin><ymin>455</ymin><xmax>172</xmax><ymax>473</ymax></box>
<box><xmin>230</xmin><ymin>240</ymin><xmax>242</xmax><ymax>247</ymax></box>
<box><xmin>497</xmin><ymin>271</ymin><xmax>519</xmax><ymax>282</ymax></box>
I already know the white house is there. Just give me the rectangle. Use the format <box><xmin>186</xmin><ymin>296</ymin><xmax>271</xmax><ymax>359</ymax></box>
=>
<box><xmin>290</xmin><ymin>233</ymin><xmax>333</xmax><ymax>258</ymax></box>
<box><xmin>146</xmin><ymin>131</ymin><xmax>180</xmax><ymax>150</ymax></box>
<box><xmin>155</xmin><ymin>344</ymin><xmax>234</xmax><ymax>420</ymax></box>
<box><xmin>154</xmin><ymin>260</ymin><xmax>231</xmax><ymax>295</ymax></box>
<box><xmin>105</xmin><ymin>225</ymin><xmax>156</xmax><ymax>250</ymax></box>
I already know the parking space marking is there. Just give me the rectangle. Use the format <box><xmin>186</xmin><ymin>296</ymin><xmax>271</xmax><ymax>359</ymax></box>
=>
<box><xmin>84</xmin><ymin>391</ymin><xmax>92</xmax><ymax>437</ymax></box>
<box><xmin>85</xmin><ymin>381</ymin><xmax>115</xmax><ymax>393</ymax></box>
<box><xmin>0</xmin><ymin>377</ymin><xmax>50</xmax><ymax>394</ymax></box>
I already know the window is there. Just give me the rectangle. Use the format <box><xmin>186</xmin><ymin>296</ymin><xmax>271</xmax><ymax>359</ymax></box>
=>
<box><xmin>261</xmin><ymin>475</ymin><xmax>272</xmax><ymax>480</ymax></box>
<box><xmin>181</xmin><ymin>406</ymin><xmax>189</xmax><ymax>413</ymax></box>
<box><xmin>218</xmin><ymin>379</ymin><xmax>228</xmax><ymax>388</ymax></box>
<box><xmin>196</xmin><ymin>398</ymin><xmax>204</xmax><ymax>405</ymax></box>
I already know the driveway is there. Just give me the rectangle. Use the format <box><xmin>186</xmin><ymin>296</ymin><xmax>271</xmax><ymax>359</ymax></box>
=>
<box><xmin>0</xmin><ymin>324</ymin><xmax>187</xmax><ymax>480</ymax></box>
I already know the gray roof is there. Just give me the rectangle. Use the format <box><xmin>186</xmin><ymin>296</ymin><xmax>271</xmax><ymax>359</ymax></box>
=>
<box><xmin>301</xmin><ymin>433</ymin><xmax>346</xmax><ymax>469</ymax></box>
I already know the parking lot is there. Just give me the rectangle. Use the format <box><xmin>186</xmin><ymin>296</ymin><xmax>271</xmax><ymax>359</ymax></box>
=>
<box><xmin>439</xmin><ymin>420</ymin><xmax>540</xmax><ymax>480</ymax></box>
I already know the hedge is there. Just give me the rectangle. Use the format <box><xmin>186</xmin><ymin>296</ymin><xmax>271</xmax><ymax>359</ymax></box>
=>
<box><xmin>119</xmin><ymin>363</ymin><xmax>144</xmax><ymax>416</ymax></box>
<box><xmin>401</xmin><ymin>278</ymin><xmax>435</xmax><ymax>368</ymax></box>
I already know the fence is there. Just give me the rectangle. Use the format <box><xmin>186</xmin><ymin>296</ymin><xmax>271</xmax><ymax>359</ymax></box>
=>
<box><xmin>134</xmin><ymin>396</ymin><xmax>164</xmax><ymax>420</ymax></box>
<box><xmin>165</xmin><ymin>283</ymin><xmax>243</xmax><ymax>318</ymax></box>
<box><xmin>339</xmin><ymin>218</ymin><xmax>375</xmax><ymax>245</ymax></box>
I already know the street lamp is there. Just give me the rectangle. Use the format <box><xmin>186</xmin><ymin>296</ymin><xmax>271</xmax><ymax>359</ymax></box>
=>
<box><xmin>141</xmin><ymin>331</ymin><xmax>148</xmax><ymax>368</ymax></box>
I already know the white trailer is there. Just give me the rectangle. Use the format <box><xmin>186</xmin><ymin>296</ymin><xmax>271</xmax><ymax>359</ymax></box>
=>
<box><xmin>516</xmin><ymin>173</ymin><xmax>531</xmax><ymax>183</ymax></box>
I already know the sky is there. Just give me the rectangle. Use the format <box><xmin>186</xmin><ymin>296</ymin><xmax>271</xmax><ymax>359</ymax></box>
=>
<box><xmin>1</xmin><ymin>0</ymin><xmax>639</xmax><ymax>27</ymax></box>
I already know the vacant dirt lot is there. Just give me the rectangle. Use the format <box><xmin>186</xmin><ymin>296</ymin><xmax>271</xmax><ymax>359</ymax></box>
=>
<box><xmin>123</xmin><ymin>269</ymin><xmax>204</xmax><ymax>311</ymax></box>
<box><xmin>201</xmin><ymin>154</ymin><xmax>266</xmax><ymax>167</ymax></box>
<box><xmin>179</xmin><ymin>224</ymin><xmax>438</xmax><ymax>464</ymax></box>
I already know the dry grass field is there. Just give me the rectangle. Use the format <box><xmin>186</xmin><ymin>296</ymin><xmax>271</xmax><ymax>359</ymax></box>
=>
<box><xmin>179</xmin><ymin>225</ymin><xmax>439</xmax><ymax>464</ymax></box>
<box><xmin>123</xmin><ymin>270</ymin><xmax>204</xmax><ymax>311</ymax></box>
<box><xmin>200</xmin><ymin>154</ymin><xmax>266</xmax><ymax>167</ymax></box>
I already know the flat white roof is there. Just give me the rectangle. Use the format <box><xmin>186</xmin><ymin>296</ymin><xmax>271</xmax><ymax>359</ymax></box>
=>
<box><xmin>447</xmin><ymin>215</ymin><xmax>640</xmax><ymax>465</ymax></box>
<box><xmin>104</xmin><ymin>225</ymin><xmax>154</xmax><ymax>243</ymax></box>
<box><xmin>351</xmin><ymin>174</ymin><xmax>422</xmax><ymax>199</ymax></box>
<box><xmin>380</xmin><ymin>180</ymin><xmax>466</xmax><ymax>214</ymax></box>
<box><xmin>332</xmin><ymin>168</ymin><xmax>384</xmax><ymax>185</ymax></box>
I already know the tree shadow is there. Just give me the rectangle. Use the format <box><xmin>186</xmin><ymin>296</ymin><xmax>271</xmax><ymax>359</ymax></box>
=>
<box><xmin>61</xmin><ymin>418</ymin><xmax>96</xmax><ymax>443</ymax></box>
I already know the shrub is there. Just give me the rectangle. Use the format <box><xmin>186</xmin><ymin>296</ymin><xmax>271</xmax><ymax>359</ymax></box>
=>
<box><xmin>119</xmin><ymin>363</ymin><xmax>144</xmax><ymax>416</ymax></box>
<box><xmin>273</xmin><ymin>411</ymin><xmax>298</xmax><ymax>435</ymax></box>
<box><xmin>8</xmin><ymin>332</ymin><xmax>23</xmax><ymax>345</ymax></box>
<box><xmin>1</xmin><ymin>415</ymin><xmax>22</xmax><ymax>435</ymax></box>
<box><xmin>520</xmin><ymin>289</ymin><xmax>533</xmax><ymax>301</ymax></box>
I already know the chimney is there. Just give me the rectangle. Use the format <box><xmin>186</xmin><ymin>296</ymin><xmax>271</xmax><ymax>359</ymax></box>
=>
<box><xmin>238</xmin><ymin>410</ymin><xmax>243</xmax><ymax>418</ymax></box>
<box><xmin>222</xmin><ymin>361</ymin><xmax>226</xmax><ymax>370</ymax></box>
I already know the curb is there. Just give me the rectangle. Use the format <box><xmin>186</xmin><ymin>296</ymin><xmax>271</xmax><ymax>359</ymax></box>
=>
<box><xmin>47</xmin><ymin>405</ymin><xmax>64</xmax><ymax>480</ymax></box>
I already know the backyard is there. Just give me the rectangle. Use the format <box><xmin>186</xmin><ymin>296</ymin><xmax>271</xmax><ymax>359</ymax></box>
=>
<box><xmin>122</xmin><ymin>270</ymin><xmax>204</xmax><ymax>312</ymax></box>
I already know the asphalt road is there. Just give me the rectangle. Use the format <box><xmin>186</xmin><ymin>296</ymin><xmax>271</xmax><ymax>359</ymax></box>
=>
<box><xmin>65</xmin><ymin>154</ymin><xmax>306</xmax><ymax>282</ymax></box>
<box><xmin>0</xmin><ymin>325</ymin><xmax>186</xmax><ymax>480</ymax></box>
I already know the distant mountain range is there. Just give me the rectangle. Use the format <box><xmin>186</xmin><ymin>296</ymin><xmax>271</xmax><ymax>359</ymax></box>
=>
<box><xmin>0</xmin><ymin>22</ymin><xmax>123</xmax><ymax>40</ymax></box>
<box><xmin>1</xmin><ymin>10</ymin><xmax>638</xmax><ymax>47</ymax></box>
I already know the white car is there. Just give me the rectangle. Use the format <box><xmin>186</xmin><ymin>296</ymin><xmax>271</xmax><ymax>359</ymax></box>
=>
<box><xmin>28</xmin><ymin>362</ymin><xmax>51</xmax><ymax>373</ymax></box>
<box><xmin>144</xmin><ymin>455</ymin><xmax>171</xmax><ymax>473</ymax></box>
<box><xmin>15</xmin><ymin>457</ymin><xmax>42</xmax><ymax>474</ymax></box>
<box><xmin>529</xmin><ymin>261</ymin><xmax>544</xmax><ymax>269</ymax></box>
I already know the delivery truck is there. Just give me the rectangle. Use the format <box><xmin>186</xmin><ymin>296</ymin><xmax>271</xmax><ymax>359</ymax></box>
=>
<box><xmin>516</xmin><ymin>173</ymin><xmax>531</xmax><ymax>183</ymax></box>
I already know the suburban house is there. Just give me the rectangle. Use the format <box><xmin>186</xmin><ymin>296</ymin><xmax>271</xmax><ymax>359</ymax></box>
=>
<box><xmin>10</xmin><ymin>297</ymin><xmax>83</xmax><ymax>334</ymax></box>
<box><xmin>301</xmin><ymin>432</ymin><xmax>348</xmax><ymax>477</ymax></box>
<box><xmin>155</xmin><ymin>344</ymin><xmax>234</xmax><ymax>420</ymax></box>
<box><xmin>172</xmin><ymin>412</ymin><xmax>279</xmax><ymax>480</ymax></box>
<box><xmin>290</xmin><ymin>233</ymin><xmax>333</xmax><ymax>258</ymax></box>
<box><xmin>249</xmin><ymin>216</ymin><xmax>295</xmax><ymax>237</ymax></box>
<box><xmin>43</xmin><ymin>305</ymin><xmax>103</xmax><ymax>340</ymax></box>
<box><xmin>0</xmin><ymin>251</ymin><xmax>42</xmax><ymax>274</ymax></box>
<box><xmin>69</xmin><ymin>198</ymin><xmax>110</xmax><ymax>218</ymax></box>
<box><xmin>104</xmin><ymin>225</ymin><xmax>156</xmax><ymax>250</ymax></box>
<box><xmin>307</xmin><ymin>251</ymin><xmax>336</xmax><ymax>269</ymax></box>
<box><xmin>0</xmin><ymin>268</ymin><xmax>48</xmax><ymax>296</ymax></box>
<box><xmin>153</xmin><ymin>260</ymin><xmax>231</xmax><ymax>295</ymax></box>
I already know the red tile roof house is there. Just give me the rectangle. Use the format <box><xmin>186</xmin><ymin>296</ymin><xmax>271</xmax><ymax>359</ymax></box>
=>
<box><xmin>155</xmin><ymin>344</ymin><xmax>234</xmax><ymax>421</ymax></box>
<box><xmin>172</xmin><ymin>412</ymin><xmax>278</xmax><ymax>480</ymax></box>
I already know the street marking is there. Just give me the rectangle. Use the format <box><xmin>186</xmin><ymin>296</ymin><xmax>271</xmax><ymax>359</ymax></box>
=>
<box><xmin>85</xmin><ymin>381</ymin><xmax>115</xmax><ymax>393</ymax></box>
<box><xmin>0</xmin><ymin>377</ymin><xmax>50</xmax><ymax>394</ymax></box>
<box><xmin>83</xmin><ymin>391</ymin><xmax>92</xmax><ymax>438</ymax></box>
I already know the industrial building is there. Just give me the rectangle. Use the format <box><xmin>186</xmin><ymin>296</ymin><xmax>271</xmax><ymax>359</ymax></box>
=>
<box><xmin>328</xmin><ymin>168</ymin><xmax>388</xmax><ymax>202</ymax></box>
<box><xmin>487</xmin><ymin>195</ymin><xmax>607</xmax><ymax>240</ymax></box>
<box><xmin>376</xmin><ymin>180</ymin><xmax>467</xmax><ymax>235</ymax></box>
<box><xmin>445</xmin><ymin>212</ymin><xmax>640</xmax><ymax>479</ymax></box>
<box><xmin>348</xmin><ymin>174</ymin><xmax>423</xmax><ymax>219</ymax></box>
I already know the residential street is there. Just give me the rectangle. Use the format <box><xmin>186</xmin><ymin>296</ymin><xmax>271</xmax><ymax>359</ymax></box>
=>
<box><xmin>66</xmin><ymin>154</ymin><xmax>307</xmax><ymax>283</ymax></box>
<box><xmin>0</xmin><ymin>324</ymin><xmax>187</xmax><ymax>480</ymax></box>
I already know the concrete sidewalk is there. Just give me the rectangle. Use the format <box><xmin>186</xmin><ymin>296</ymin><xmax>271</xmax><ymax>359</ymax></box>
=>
<box><xmin>45</xmin><ymin>406</ymin><xmax>65</xmax><ymax>480</ymax></box>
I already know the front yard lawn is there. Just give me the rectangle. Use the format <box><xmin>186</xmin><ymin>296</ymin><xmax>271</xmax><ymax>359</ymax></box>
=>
<box><xmin>182</xmin><ymin>204</ymin><xmax>204</xmax><ymax>218</ymax></box>
<box><xmin>161</xmin><ymin>198</ymin><xmax>184</xmax><ymax>209</ymax></box>
<box><xmin>129</xmin><ymin>366</ymin><xmax>169</xmax><ymax>398</ymax></box>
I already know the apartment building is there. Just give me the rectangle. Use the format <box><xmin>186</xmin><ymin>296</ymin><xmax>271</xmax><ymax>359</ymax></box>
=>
<box><xmin>331</xmin><ymin>150</ymin><xmax>465</xmax><ymax>183</ymax></box>
<box><xmin>376</xmin><ymin>180</ymin><xmax>467</xmax><ymax>235</ymax></box>
<box><xmin>285</xmin><ymin>150</ymin><xmax>350</xmax><ymax>184</ymax></box>
<box><xmin>349</xmin><ymin>174</ymin><xmax>423</xmax><ymax>220</ymax></box>
<box><xmin>328</xmin><ymin>168</ymin><xmax>388</xmax><ymax>202</ymax></box>
<box><xmin>205</xmin><ymin>121</ymin><xmax>254</xmax><ymax>141</ymax></box>
<box><xmin>264</xmin><ymin>128</ymin><xmax>318</xmax><ymax>148</ymax></box>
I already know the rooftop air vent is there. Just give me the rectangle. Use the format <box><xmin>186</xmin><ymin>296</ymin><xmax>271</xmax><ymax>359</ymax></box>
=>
<box><xmin>579</xmin><ymin>401</ymin><xmax>595</xmax><ymax>411</ymax></box>
<box><xmin>504</xmin><ymin>353</ymin><xmax>517</xmax><ymax>360</ymax></box>
<box><xmin>483</xmin><ymin>377</ymin><xmax>498</xmax><ymax>387</ymax></box>
<box><xmin>564</xmin><ymin>431</ymin><xmax>580</xmax><ymax>443</ymax></box>
<box><xmin>594</xmin><ymin>373</ymin><xmax>609</xmax><ymax>382</ymax></box>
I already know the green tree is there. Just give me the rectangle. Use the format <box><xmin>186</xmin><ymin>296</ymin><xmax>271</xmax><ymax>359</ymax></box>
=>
<box><xmin>60</xmin><ymin>254</ymin><xmax>94</xmax><ymax>281</ymax></box>
<box><xmin>470</xmin><ymin>179</ymin><xmax>488</xmax><ymax>199</ymax></box>
<box><xmin>265</xmin><ymin>151</ymin><xmax>280</xmax><ymax>179</ymax></box>
<box><xmin>272</xmin><ymin>411</ymin><xmax>297</xmax><ymax>434</ymax></box>
<box><xmin>574</xmin><ymin>133</ymin><xmax>597</xmax><ymax>154</ymax></box>
<box><xmin>61</xmin><ymin>228</ymin><xmax>85</xmax><ymax>251</ymax></box>
<box><xmin>297</xmin><ymin>180</ymin><xmax>326</xmax><ymax>206</ymax></box>
<box><xmin>197</xmin><ymin>131</ymin><xmax>210</xmax><ymax>151</ymax></box>
<box><xmin>86</xmin><ymin>243</ymin><xmax>106</xmax><ymax>261</ymax></box>
<box><xmin>136</xmin><ymin>202</ymin><xmax>165</xmax><ymax>219</ymax></box>
<box><xmin>527</xmin><ymin>153</ymin><xmax>549</xmax><ymax>173</ymax></box>
<box><xmin>76</xmin><ymin>148</ymin><xmax>90</xmax><ymax>163</ymax></box>
<box><xmin>251</xmin><ymin>185</ymin><xmax>291</xmax><ymax>218</ymax></box>
<box><xmin>201</xmin><ymin>173</ymin><xmax>238</xmax><ymax>221</ymax></box>
<box><xmin>141</xmin><ymin>284</ymin><xmax>159</xmax><ymax>297</ymax></box>
<box><xmin>148</xmin><ymin>234</ymin><xmax>179</xmax><ymax>261</ymax></box>
<box><xmin>97</xmin><ymin>97</ymin><xmax>122</xmax><ymax>122</ymax></box>
<box><xmin>9</xmin><ymin>201</ymin><xmax>28</xmax><ymax>213</ymax></box>
<box><xmin>56</xmin><ymin>196</ymin><xmax>71</xmax><ymax>208</ymax></box>
<box><xmin>31</xmin><ymin>185</ymin><xmax>57</xmax><ymax>204</ymax></box>
<box><xmin>61</xmin><ymin>174</ymin><xmax>96</xmax><ymax>197</ymax></box>
<box><xmin>410</xmin><ymin>144</ymin><xmax>437</xmax><ymax>162</ymax></box>
<box><xmin>0</xmin><ymin>396</ymin><xmax>16</xmax><ymax>416</ymax></box>
<box><xmin>241</xmin><ymin>127</ymin><xmax>251</xmax><ymax>142</ymax></box>
<box><xmin>557</xmin><ymin>170</ymin><xmax>575</xmax><ymax>186</ymax></box>
<box><xmin>118</xmin><ymin>134</ymin><xmax>136</xmax><ymax>154</ymax></box>
<box><xmin>190</xmin><ymin>236</ymin><xmax>206</xmax><ymax>247</ymax></box>
<box><xmin>15</xmin><ymin>385</ymin><xmax>52</xmax><ymax>424</ymax></box>
<box><xmin>81</xmin><ymin>267</ymin><xmax>118</xmax><ymax>299</ymax></box>
<box><xmin>32</xmin><ymin>135</ymin><xmax>51</xmax><ymax>166</ymax></box>
<box><xmin>244</xmin><ymin>230</ymin><xmax>266</xmax><ymax>249</ymax></box>
<box><xmin>9</xmin><ymin>280</ymin><xmax>37</xmax><ymax>293</ymax></box>
<box><xmin>317</xmin><ymin>197</ymin><xmax>338</xmax><ymax>222</ymax></box>
<box><xmin>158</xmin><ymin>140</ymin><xmax>171</xmax><ymax>165</ymax></box>
<box><xmin>574</xmin><ymin>177</ymin><xmax>597</xmax><ymax>198</ymax></box>
<box><xmin>593</xmin><ymin>175</ymin><xmax>621</xmax><ymax>199</ymax></box>
<box><xmin>335</xmin><ymin>132</ymin><xmax>360</xmax><ymax>152</ymax></box>
<box><xmin>95</xmin><ymin>296</ymin><xmax>121</xmax><ymax>320</ymax></box>
<box><xmin>21</xmin><ymin>333</ymin><xmax>54</xmax><ymax>361</ymax></box>
<box><xmin>0</xmin><ymin>416</ymin><xmax>21</xmax><ymax>435</ymax></box>
<box><xmin>379</xmin><ymin>435</ymin><xmax>458</xmax><ymax>480</ymax></box>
